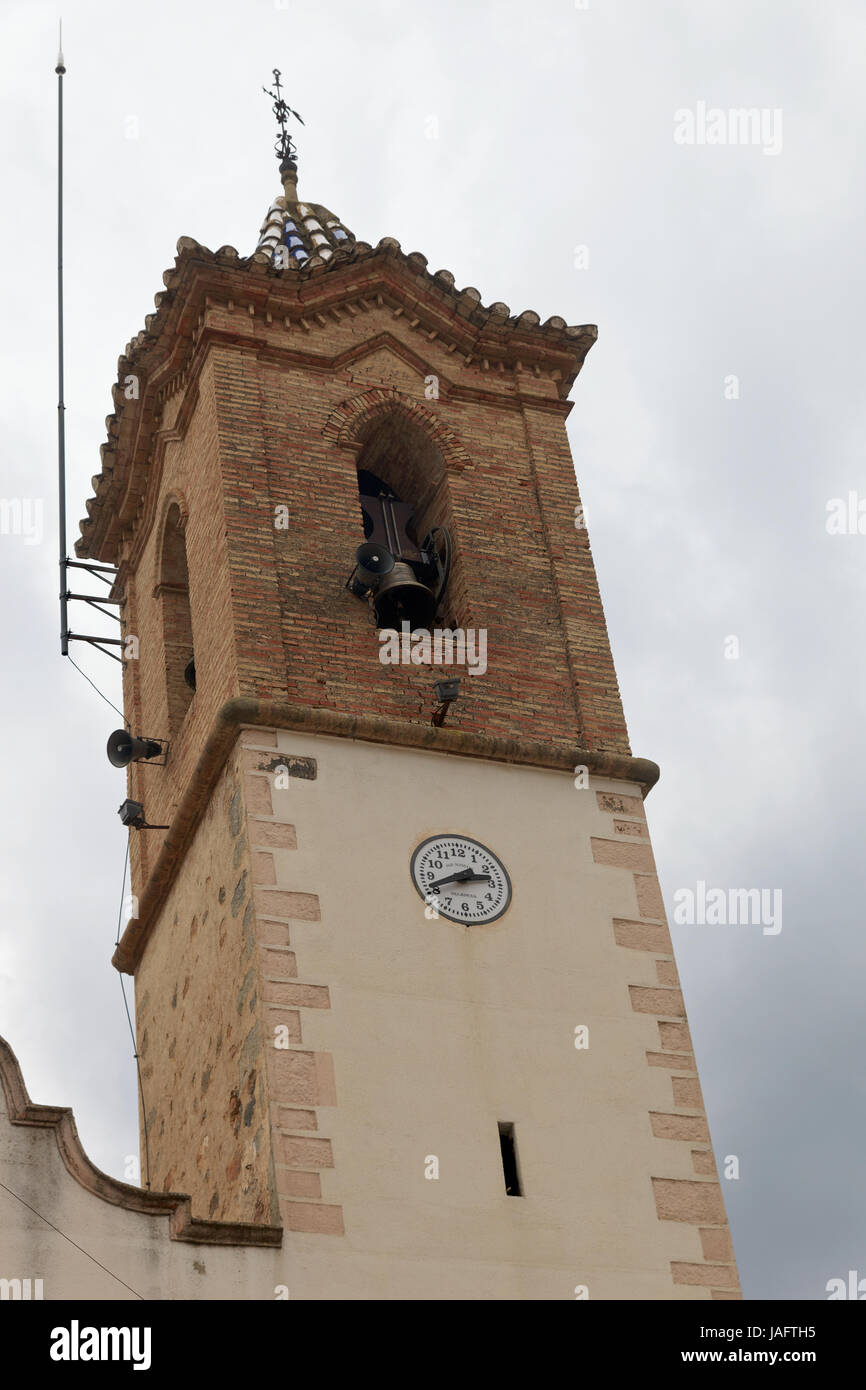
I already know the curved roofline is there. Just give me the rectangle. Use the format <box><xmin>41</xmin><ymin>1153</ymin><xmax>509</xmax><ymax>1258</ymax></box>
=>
<box><xmin>0</xmin><ymin>1035</ymin><xmax>281</xmax><ymax>1247</ymax></box>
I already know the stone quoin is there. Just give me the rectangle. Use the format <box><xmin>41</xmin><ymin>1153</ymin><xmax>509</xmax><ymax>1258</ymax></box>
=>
<box><xmin>2</xmin><ymin>106</ymin><xmax>740</xmax><ymax>1301</ymax></box>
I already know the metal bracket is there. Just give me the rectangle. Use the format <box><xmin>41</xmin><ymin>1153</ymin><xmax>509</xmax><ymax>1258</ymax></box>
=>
<box><xmin>61</xmin><ymin>558</ymin><xmax>124</xmax><ymax>661</ymax></box>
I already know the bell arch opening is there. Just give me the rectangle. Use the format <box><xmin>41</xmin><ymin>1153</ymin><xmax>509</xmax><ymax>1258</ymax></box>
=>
<box><xmin>353</xmin><ymin>412</ymin><xmax>466</xmax><ymax>630</ymax></box>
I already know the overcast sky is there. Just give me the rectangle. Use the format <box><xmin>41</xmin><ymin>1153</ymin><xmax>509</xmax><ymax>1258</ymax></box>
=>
<box><xmin>1</xmin><ymin>0</ymin><xmax>864</xmax><ymax>1301</ymax></box>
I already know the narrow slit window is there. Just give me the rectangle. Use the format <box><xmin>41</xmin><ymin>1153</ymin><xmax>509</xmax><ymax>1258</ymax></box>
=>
<box><xmin>498</xmin><ymin>1122</ymin><xmax>522</xmax><ymax>1197</ymax></box>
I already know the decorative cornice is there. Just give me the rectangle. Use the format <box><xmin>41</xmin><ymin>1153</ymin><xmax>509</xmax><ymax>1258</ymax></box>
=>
<box><xmin>76</xmin><ymin>237</ymin><xmax>597</xmax><ymax>562</ymax></box>
<box><xmin>112</xmin><ymin>696</ymin><xmax>659</xmax><ymax>975</ymax></box>
<box><xmin>0</xmin><ymin>1036</ymin><xmax>282</xmax><ymax>1247</ymax></box>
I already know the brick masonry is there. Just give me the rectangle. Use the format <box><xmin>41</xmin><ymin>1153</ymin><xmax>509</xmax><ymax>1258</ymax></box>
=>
<box><xmin>80</xmin><ymin>215</ymin><xmax>739</xmax><ymax>1290</ymax></box>
<box><xmin>134</xmin><ymin>744</ymin><xmax>275</xmax><ymax>1224</ymax></box>
<box><xmin>134</xmin><ymin>733</ymin><xmax>344</xmax><ymax>1235</ymax></box>
<box><xmin>82</xmin><ymin>248</ymin><xmax>632</xmax><ymax>903</ymax></box>
<box><xmin>242</xmin><ymin>731</ymin><xmax>343</xmax><ymax>1236</ymax></box>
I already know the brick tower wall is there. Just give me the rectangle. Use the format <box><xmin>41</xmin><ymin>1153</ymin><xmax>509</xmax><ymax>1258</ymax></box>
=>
<box><xmin>121</xmin><ymin>295</ymin><xmax>630</xmax><ymax>893</ymax></box>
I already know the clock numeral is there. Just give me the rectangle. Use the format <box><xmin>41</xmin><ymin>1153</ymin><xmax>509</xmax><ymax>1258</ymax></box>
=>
<box><xmin>413</xmin><ymin>836</ymin><xmax>510</xmax><ymax>924</ymax></box>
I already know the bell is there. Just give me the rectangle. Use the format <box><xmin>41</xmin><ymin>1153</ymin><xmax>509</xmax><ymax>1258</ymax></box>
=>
<box><xmin>372</xmin><ymin>562</ymin><xmax>438</xmax><ymax>630</ymax></box>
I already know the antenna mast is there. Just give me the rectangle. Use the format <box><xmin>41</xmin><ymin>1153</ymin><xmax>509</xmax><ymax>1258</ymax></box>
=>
<box><xmin>56</xmin><ymin>29</ymin><xmax>67</xmax><ymax>655</ymax></box>
<box><xmin>54</xmin><ymin>29</ymin><xmax>124</xmax><ymax>664</ymax></box>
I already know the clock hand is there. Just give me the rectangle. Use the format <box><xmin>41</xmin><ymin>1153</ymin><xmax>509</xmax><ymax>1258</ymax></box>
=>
<box><xmin>427</xmin><ymin>868</ymin><xmax>492</xmax><ymax>891</ymax></box>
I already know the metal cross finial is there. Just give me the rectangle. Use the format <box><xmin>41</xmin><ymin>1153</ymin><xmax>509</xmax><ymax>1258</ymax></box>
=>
<box><xmin>263</xmin><ymin>68</ymin><xmax>304</xmax><ymax>168</ymax></box>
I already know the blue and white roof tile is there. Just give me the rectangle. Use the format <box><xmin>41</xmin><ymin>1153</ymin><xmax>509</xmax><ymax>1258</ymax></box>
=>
<box><xmin>75</xmin><ymin>179</ymin><xmax>598</xmax><ymax>558</ymax></box>
<box><xmin>256</xmin><ymin>196</ymin><xmax>354</xmax><ymax>269</ymax></box>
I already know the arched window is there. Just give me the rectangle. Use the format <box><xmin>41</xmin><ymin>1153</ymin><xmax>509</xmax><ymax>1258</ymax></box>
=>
<box><xmin>158</xmin><ymin>503</ymin><xmax>195</xmax><ymax>737</ymax></box>
<box><xmin>354</xmin><ymin>413</ymin><xmax>463</xmax><ymax>629</ymax></box>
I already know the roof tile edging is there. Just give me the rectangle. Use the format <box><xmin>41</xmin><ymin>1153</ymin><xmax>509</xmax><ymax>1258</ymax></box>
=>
<box><xmin>77</xmin><ymin>232</ymin><xmax>596</xmax><ymax>558</ymax></box>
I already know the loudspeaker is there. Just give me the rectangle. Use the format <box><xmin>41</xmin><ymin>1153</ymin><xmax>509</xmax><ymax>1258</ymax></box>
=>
<box><xmin>355</xmin><ymin>542</ymin><xmax>395</xmax><ymax>588</ymax></box>
<box><xmin>373</xmin><ymin>562</ymin><xmax>439</xmax><ymax>630</ymax></box>
<box><xmin>107</xmin><ymin>730</ymin><xmax>163</xmax><ymax>769</ymax></box>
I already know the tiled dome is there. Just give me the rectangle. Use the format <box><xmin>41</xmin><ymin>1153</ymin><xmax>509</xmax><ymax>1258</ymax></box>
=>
<box><xmin>256</xmin><ymin>169</ymin><xmax>354</xmax><ymax>269</ymax></box>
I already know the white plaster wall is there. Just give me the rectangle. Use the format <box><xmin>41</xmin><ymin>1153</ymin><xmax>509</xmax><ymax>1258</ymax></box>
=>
<box><xmin>0</xmin><ymin>1082</ymin><xmax>283</xmax><ymax>1301</ymax></box>
<box><xmin>1</xmin><ymin>734</ymin><xmax>714</xmax><ymax>1301</ymax></box>
<box><xmin>252</xmin><ymin>732</ymin><xmax>708</xmax><ymax>1300</ymax></box>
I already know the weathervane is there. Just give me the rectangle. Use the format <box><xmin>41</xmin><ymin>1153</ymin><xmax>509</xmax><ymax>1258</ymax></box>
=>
<box><xmin>263</xmin><ymin>68</ymin><xmax>304</xmax><ymax>170</ymax></box>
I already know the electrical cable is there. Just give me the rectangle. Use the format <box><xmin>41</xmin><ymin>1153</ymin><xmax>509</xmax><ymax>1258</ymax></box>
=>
<box><xmin>0</xmin><ymin>1179</ymin><xmax>144</xmax><ymax>1299</ymax></box>
<box><xmin>66</xmin><ymin>652</ymin><xmax>125</xmax><ymax>722</ymax></box>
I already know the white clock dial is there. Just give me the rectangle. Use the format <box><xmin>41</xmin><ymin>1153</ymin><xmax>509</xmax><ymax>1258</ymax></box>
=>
<box><xmin>410</xmin><ymin>834</ymin><xmax>512</xmax><ymax>925</ymax></box>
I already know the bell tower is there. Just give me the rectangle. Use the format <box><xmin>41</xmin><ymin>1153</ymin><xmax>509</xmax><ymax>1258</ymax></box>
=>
<box><xmin>76</xmin><ymin>90</ymin><xmax>740</xmax><ymax>1299</ymax></box>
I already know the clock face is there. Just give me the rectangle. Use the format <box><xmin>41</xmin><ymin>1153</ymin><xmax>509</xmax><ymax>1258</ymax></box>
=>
<box><xmin>410</xmin><ymin>834</ymin><xmax>512</xmax><ymax>925</ymax></box>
